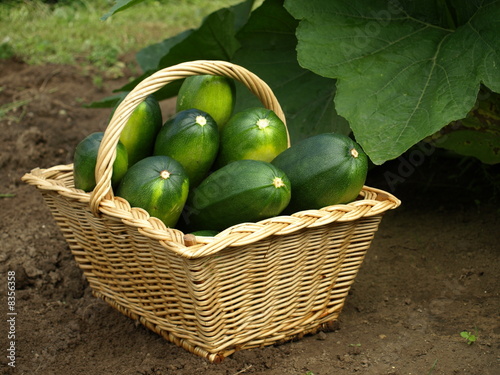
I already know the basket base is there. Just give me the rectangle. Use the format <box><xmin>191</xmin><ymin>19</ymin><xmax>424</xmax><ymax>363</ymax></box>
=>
<box><xmin>93</xmin><ymin>290</ymin><xmax>343</xmax><ymax>363</ymax></box>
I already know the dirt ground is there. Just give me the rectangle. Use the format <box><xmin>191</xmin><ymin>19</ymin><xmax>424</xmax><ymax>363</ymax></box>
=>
<box><xmin>1</xmin><ymin>57</ymin><xmax>499</xmax><ymax>375</ymax></box>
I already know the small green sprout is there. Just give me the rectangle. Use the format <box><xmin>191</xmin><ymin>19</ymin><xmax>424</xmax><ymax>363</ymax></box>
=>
<box><xmin>460</xmin><ymin>330</ymin><xmax>477</xmax><ymax>345</ymax></box>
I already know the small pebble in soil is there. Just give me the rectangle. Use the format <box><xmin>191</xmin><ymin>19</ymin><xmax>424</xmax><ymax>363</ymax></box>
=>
<box><xmin>317</xmin><ymin>331</ymin><xmax>327</xmax><ymax>340</ymax></box>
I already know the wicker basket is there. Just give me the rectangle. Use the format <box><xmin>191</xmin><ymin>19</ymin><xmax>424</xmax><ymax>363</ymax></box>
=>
<box><xmin>22</xmin><ymin>60</ymin><xmax>400</xmax><ymax>363</ymax></box>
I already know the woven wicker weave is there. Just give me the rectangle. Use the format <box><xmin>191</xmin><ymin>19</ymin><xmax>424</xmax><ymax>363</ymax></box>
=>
<box><xmin>22</xmin><ymin>60</ymin><xmax>400</xmax><ymax>363</ymax></box>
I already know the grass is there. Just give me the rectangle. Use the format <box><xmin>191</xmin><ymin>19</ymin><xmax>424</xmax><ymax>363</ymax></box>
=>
<box><xmin>427</xmin><ymin>359</ymin><xmax>438</xmax><ymax>375</ymax></box>
<box><xmin>0</xmin><ymin>193</ymin><xmax>17</xmax><ymax>198</ymax></box>
<box><xmin>0</xmin><ymin>0</ymin><xmax>242</xmax><ymax>71</ymax></box>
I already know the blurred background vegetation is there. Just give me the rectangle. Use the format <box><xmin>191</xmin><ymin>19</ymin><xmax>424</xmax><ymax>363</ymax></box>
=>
<box><xmin>0</xmin><ymin>0</ymin><xmax>241</xmax><ymax>73</ymax></box>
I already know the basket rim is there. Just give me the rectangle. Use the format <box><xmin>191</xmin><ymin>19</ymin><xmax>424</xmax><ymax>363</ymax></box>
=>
<box><xmin>22</xmin><ymin>163</ymin><xmax>401</xmax><ymax>259</ymax></box>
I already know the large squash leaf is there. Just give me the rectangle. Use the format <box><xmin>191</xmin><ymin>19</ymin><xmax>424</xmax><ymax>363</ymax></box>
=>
<box><xmin>285</xmin><ymin>0</ymin><xmax>500</xmax><ymax>164</ymax></box>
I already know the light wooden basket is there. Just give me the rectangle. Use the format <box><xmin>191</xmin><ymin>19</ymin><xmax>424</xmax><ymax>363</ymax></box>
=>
<box><xmin>22</xmin><ymin>60</ymin><xmax>400</xmax><ymax>363</ymax></box>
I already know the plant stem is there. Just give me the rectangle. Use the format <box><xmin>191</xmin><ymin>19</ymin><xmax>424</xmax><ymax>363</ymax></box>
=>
<box><xmin>438</xmin><ymin>0</ymin><xmax>457</xmax><ymax>29</ymax></box>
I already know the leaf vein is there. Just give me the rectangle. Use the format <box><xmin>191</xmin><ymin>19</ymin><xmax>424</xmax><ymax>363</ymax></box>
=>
<box><xmin>395</xmin><ymin>34</ymin><xmax>452</xmax><ymax>144</ymax></box>
<box><xmin>324</xmin><ymin>7</ymin><xmax>453</xmax><ymax>32</ymax></box>
<box><xmin>370</xmin><ymin>58</ymin><xmax>432</xmax><ymax>98</ymax></box>
<box><xmin>325</xmin><ymin>25</ymin><xmax>431</xmax><ymax>71</ymax></box>
<box><xmin>467</xmin><ymin>21</ymin><xmax>498</xmax><ymax>58</ymax></box>
<box><xmin>435</xmin><ymin>63</ymin><xmax>459</xmax><ymax>109</ymax></box>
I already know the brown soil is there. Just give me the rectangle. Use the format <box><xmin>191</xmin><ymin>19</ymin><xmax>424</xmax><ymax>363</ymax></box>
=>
<box><xmin>1</xmin><ymin>57</ymin><xmax>499</xmax><ymax>375</ymax></box>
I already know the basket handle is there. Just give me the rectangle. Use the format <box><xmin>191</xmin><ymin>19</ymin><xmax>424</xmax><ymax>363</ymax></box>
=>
<box><xmin>90</xmin><ymin>60</ymin><xmax>288</xmax><ymax>217</ymax></box>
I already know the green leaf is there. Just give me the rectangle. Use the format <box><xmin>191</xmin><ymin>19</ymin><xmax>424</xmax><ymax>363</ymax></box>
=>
<box><xmin>101</xmin><ymin>0</ymin><xmax>147</xmax><ymax>21</ymax></box>
<box><xmin>447</xmin><ymin>0</ymin><xmax>498</xmax><ymax>27</ymax></box>
<box><xmin>286</xmin><ymin>0</ymin><xmax>500</xmax><ymax>164</ymax></box>
<box><xmin>233</xmin><ymin>0</ymin><xmax>350</xmax><ymax>143</ymax></box>
<box><xmin>437</xmin><ymin>129</ymin><xmax>500</xmax><ymax>164</ymax></box>
<box><xmin>232</xmin><ymin>0</ymin><xmax>258</xmax><ymax>30</ymax></box>
<box><xmin>85</xmin><ymin>91</ymin><xmax>128</xmax><ymax>109</ymax></box>
<box><xmin>136</xmin><ymin>30</ymin><xmax>193</xmax><ymax>73</ymax></box>
<box><xmin>124</xmin><ymin>30</ymin><xmax>194</xmax><ymax>102</ymax></box>
<box><xmin>156</xmin><ymin>8</ymin><xmax>241</xmax><ymax>67</ymax></box>
<box><xmin>460</xmin><ymin>330</ymin><xmax>477</xmax><ymax>344</ymax></box>
<box><xmin>431</xmin><ymin>86</ymin><xmax>500</xmax><ymax>163</ymax></box>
